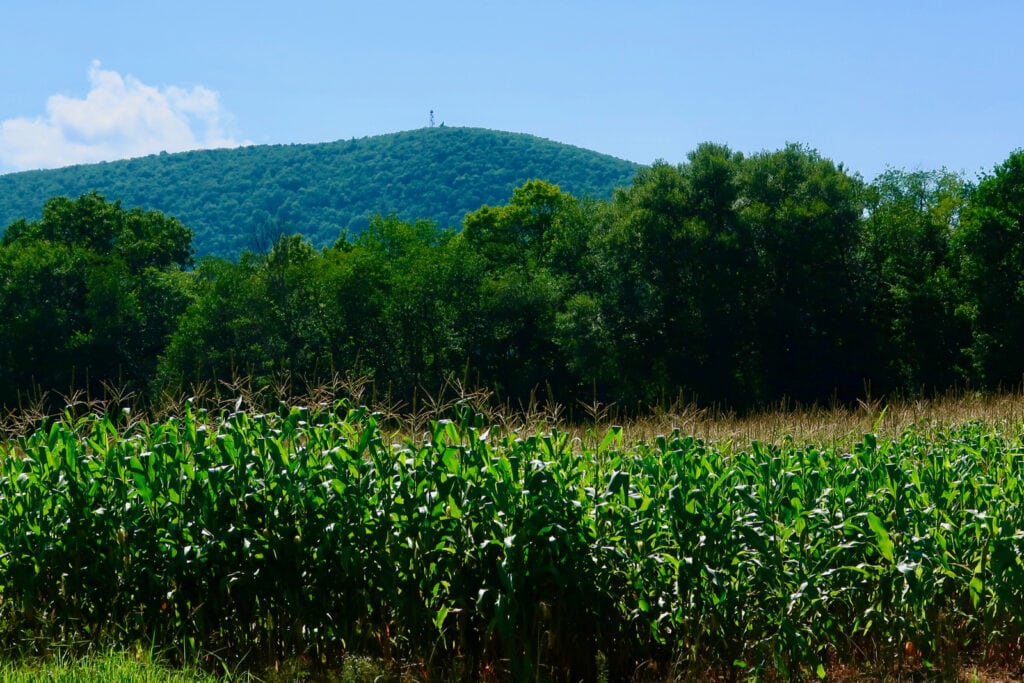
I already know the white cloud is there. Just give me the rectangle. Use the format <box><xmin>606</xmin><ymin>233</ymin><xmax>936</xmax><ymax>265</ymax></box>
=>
<box><xmin>0</xmin><ymin>62</ymin><xmax>246</xmax><ymax>172</ymax></box>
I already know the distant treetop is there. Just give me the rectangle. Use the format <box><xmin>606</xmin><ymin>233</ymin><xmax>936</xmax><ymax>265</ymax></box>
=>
<box><xmin>0</xmin><ymin>127</ymin><xmax>639</xmax><ymax>259</ymax></box>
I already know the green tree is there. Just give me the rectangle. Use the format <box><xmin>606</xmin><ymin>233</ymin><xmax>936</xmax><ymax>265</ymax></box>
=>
<box><xmin>331</xmin><ymin>215</ymin><xmax>478</xmax><ymax>394</ymax></box>
<box><xmin>158</xmin><ymin>255</ymin><xmax>284</xmax><ymax>390</ymax></box>
<box><xmin>683</xmin><ymin>143</ymin><xmax>762</xmax><ymax>403</ymax></box>
<box><xmin>581</xmin><ymin>145</ymin><xmax>761</xmax><ymax>406</ymax></box>
<box><xmin>587</xmin><ymin>161</ymin><xmax>699</xmax><ymax>404</ymax></box>
<box><xmin>158</xmin><ymin>234</ymin><xmax>338</xmax><ymax>394</ymax></box>
<box><xmin>0</xmin><ymin>240</ymin><xmax>87</xmax><ymax>404</ymax></box>
<box><xmin>264</xmin><ymin>234</ymin><xmax>333</xmax><ymax>382</ymax></box>
<box><xmin>4</xmin><ymin>192</ymin><xmax>192</xmax><ymax>271</ymax></box>
<box><xmin>955</xmin><ymin>150</ymin><xmax>1024</xmax><ymax>387</ymax></box>
<box><xmin>738</xmin><ymin>144</ymin><xmax>869</xmax><ymax>402</ymax></box>
<box><xmin>860</xmin><ymin>168</ymin><xmax>970</xmax><ymax>392</ymax></box>
<box><xmin>0</xmin><ymin>128</ymin><xmax>637</xmax><ymax>259</ymax></box>
<box><xmin>0</xmin><ymin>193</ymin><xmax>193</xmax><ymax>406</ymax></box>
<box><xmin>460</xmin><ymin>181</ymin><xmax>578</xmax><ymax>399</ymax></box>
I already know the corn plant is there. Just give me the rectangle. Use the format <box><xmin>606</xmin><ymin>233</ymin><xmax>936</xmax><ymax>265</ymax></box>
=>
<box><xmin>2</xmin><ymin>404</ymin><xmax>1024</xmax><ymax>679</ymax></box>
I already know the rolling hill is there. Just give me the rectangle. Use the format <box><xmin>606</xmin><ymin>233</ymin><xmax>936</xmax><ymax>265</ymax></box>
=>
<box><xmin>0</xmin><ymin>127</ymin><xmax>639</xmax><ymax>258</ymax></box>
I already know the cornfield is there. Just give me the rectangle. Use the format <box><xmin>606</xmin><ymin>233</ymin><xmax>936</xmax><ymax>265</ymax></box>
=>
<box><xmin>1</xmin><ymin>400</ymin><xmax>1023</xmax><ymax>680</ymax></box>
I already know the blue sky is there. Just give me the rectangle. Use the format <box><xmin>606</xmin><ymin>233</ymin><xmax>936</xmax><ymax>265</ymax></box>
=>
<box><xmin>1</xmin><ymin>1</ymin><xmax>1021</xmax><ymax>181</ymax></box>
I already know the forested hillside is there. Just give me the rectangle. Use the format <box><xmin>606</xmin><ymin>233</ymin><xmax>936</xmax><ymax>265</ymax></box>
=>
<box><xmin>0</xmin><ymin>127</ymin><xmax>638</xmax><ymax>258</ymax></box>
<box><xmin>4</xmin><ymin>142</ymin><xmax>1024</xmax><ymax>413</ymax></box>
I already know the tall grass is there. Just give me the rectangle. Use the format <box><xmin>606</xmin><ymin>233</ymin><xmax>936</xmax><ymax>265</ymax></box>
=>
<box><xmin>0</xmin><ymin>649</ymin><xmax>222</xmax><ymax>683</ymax></box>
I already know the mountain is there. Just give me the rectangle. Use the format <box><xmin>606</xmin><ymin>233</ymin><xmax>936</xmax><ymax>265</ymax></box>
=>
<box><xmin>0</xmin><ymin>127</ymin><xmax>639</xmax><ymax>258</ymax></box>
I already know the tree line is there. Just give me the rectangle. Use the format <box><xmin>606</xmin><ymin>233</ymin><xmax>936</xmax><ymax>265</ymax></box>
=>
<box><xmin>3</xmin><ymin>142</ymin><xmax>1024</xmax><ymax>412</ymax></box>
<box><xmin>0</xmin><ymin>127</ymin><xmax>638</xmax><ymax>258</ymax></box>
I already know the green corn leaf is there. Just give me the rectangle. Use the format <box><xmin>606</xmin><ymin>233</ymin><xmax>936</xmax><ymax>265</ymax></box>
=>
<box><xmin>867</xmin><ymin>512</ymin><xmax>894</xmax><ymax>563</ymax></box>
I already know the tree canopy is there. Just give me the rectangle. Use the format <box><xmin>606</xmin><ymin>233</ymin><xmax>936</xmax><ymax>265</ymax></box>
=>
<box><xmin>0</xmin><ymin>127</ymin><xmax>638</xmax><ymax>259</ymax></box>
<box><xmin>0</xmin><ymin>193</ymin><xmax>192</xmax><ymax>406</ymax></box>
<box><xmin>5</xmin><ymin>144</ymin><xmax>1024</xmax><ymax>413</ymax></box>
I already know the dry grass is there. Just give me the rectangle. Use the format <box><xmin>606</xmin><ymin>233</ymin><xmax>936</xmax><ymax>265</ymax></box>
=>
<box><xmin>614</xmin><ymin>391</ymin><xmax>1024</xmax><ymax>450</ymax></box>
<box><xmin>4</xmin><ymin>373</ymin><xmax>1024</xmax><ymax>449</ymax></box>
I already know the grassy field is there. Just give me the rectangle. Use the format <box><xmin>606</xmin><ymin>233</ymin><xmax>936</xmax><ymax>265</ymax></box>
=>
<box><xmin>2</xmin><ymin>388</ymin><xmax>1024</xmax><ymax>681</ymax></box>
<box><xmin>0</xmin><ymin>649</ymin><xmax>221</xmax><ymax>682</ymax></box>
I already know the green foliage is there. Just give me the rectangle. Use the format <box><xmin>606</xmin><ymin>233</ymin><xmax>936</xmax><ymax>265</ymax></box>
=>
<box><xmin>159</xmin><ymin>181</ymin><xmax>591</xmax><ymax>403</ymax></box>
<box><xmin>159</xmin><ymin>219</ymin><xmax>481</xmax><ymax>398</ymax></box>
<box><xmin>8</xmin><ymin>143</ymin><xmax>1024</xmax><ymax>413</ymax></box>
<box><xmin>0</xmin><ymin>650</ymin><xmax>222</xmax><ymax>683</ymax></box>
<box><xmin>0</xmin><ymin>194</ymin><xmax>192</xmax><ymax>406</ymax></box>
<box><xmin>334</xmin><ymin>215</ymin><xmax>478</xmax><ymax>392</ymax></box>
<box><xmin>158</xmin><ymin>255</ymin><xmax>286</xmax><ymax>389</ymax></box>
<box><xmin>0</xmin><ymin>128</ymin><xmax>639</xmax><ymax>259</ymax></box>
<box><xmin>459</xmin><ymin>180</ymin><xmax>583</xmax><ymax>397</ymax></box>
<box><xmin>955</xmin><ymin>149</ymin><xmax>1024</xmax><ymax>387</ymax></box>
<box><xmin>740</xmin><ymin>144</ymin><xmax>871</xmax><ymax>401</ymax></box>
<box><xmin>2</xmin><ymin>407</ymin><xmax>1023</xmax><ymax>678</ymax></box>
<box><xmin>860</xmin><ymin>168</ymin><xmax>971</xmax><ymax>391</ymax></box>
<box><xmin>581</xmin><ymin>143</ymin><xmax>869</xmax><ymax>406</ymax></box>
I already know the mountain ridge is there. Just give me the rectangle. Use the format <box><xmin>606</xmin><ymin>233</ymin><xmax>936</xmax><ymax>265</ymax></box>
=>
<box><xmin>0</xmin><ymin>127</ymin><xmax>640</xmax><ymax>258</ymax></box>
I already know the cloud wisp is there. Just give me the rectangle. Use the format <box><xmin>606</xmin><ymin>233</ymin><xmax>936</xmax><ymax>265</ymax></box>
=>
<box><xmin>0</xmin><ymin>62</ymin><xmax>246</xmax><ymax>172</ymax></box>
